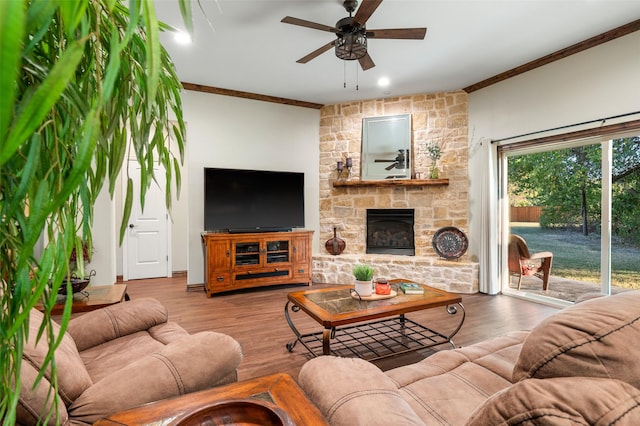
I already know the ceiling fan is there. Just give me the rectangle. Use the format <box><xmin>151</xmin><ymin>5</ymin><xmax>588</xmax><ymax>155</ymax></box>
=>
<box><xmin>281</xmin><ymin>0</ymin><xmax>427</xmax><ymax>71</ymax></box>
<box><xmin>375</xmin><ymin>149</ymin><xmax>409</xmax><ymax>170</ymax></box>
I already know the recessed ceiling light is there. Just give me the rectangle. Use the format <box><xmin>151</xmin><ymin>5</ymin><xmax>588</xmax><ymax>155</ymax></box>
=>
<box><xmin>378</xmin><ymin>77</ymin><xmax>390</xmax><ymax>87</ymax></box>
<box><xmin>174</xmin><ymin>31</ymin><xmax>191</xmax><ymax>45</ymax></box>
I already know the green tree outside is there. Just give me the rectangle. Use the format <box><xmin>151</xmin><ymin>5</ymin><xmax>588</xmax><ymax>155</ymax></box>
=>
<box><xmin>509</xmin><ymin>137</ymin><xmax>640</xmax><ymax>244</ymax></box>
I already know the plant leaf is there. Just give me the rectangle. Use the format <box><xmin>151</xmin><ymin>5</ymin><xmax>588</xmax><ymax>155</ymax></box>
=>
<box><xmin>0</xmin><ymin>37</ymin><xmax>86</xmax><ymax>165</ymax></box>
<box><xmin>0</xmin><ymin>0</ymin><xmax>25</xmax><ymax>143</ymax></box>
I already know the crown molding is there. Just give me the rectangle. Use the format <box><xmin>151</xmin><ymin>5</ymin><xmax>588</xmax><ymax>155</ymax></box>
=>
<box><xmin>181</xmin><ymin>82</ymin><xmax>324</xmax><ymax>110</ymax></box>
<box><xmin>464</xmin><ymin>19</ymin><xmax>640</xmax><ymax>93</ymax></box>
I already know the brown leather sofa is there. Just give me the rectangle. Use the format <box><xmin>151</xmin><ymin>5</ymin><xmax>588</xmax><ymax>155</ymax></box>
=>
<box><xmin>18</xmin><ymin>297</ymin><xmax>243</xmax><ymax>425</ymax></box>
<box><xmin>299</xmin><ymin>290</ymin><xmax>640</xmax><ymax>425</ymax></box>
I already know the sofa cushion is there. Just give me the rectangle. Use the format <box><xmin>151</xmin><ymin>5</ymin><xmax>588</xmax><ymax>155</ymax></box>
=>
<box><xmin>513</xmin><ymin>290</ymin><xmax>640</xmax><ymax>387</ymax></box>
<box><xmin>23</xmin><ymin>309</ymin><xmax>93</xmax><ymax>405</ymax></box>
<box><xmin>385</xmin><ymin>331</ymin><xmax>528</xmax><ymax>425</ymax></box>
<box><xmin>68</xmin><ymin>331</ymin><xmax>243</xmax><ymax>424</ymax></box>
<box><xmin>466</xmin><ymin>377</ymin><xmax>640</xmax><ymax>425</ymax></box>
<box><xmin>298</xmin><ymin>356</ymin><xmax>425</xmax><ymax>426</ymax></box>
<box><xmin>79</xmin><ymin>330</ymin><xmax>167</xmax><ymax>383</ymax></box>
<box><xmin>78</xmin><ymin>321</ymin><xmax>189</xmax><ymax>384</ymax></box>
<box><xmin>67</xmin><ymin>297</ymin><xmax>169</xmax><ymax>351</ymax></box>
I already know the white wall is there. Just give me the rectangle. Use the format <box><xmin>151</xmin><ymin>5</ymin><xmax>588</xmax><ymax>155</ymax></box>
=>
<box><xmin>183</xmin><ymin>91</ymin><xmax>320</xmax><ymax>285</ymax></box>
<box><xmin>88</xmin><ymin>186</ymin><xmax>117</xmax><ymax>285</ymax></box>
<box><xmin>468</xmin><ymin>32</ymin><xmax>640</xmax><ymax>144</ymax></box>
<box><xmin>467</xmin><ymin>32</ymin><xmax>640</xmax><ymax>272</ymax></box>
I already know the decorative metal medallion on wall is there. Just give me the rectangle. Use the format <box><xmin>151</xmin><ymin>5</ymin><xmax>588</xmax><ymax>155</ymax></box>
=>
<box><xmin>432</xmin><ymin>227</ymin><xmax>468</xmax><ymax>259</ymax></box>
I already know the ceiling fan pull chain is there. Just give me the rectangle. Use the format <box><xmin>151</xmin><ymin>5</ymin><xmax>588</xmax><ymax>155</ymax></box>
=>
<box><xmin>344</xmin><ymin>61</ymin><xmax>347</xmax><ymax>88</ymax></box>
<box><xmin>356</xmin><ymin>63</ymin><xmax>359</xmax><ymax>91</ymax></box>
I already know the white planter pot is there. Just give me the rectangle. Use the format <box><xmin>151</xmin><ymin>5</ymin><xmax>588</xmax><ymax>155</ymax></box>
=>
<box><xmin>354</xmin><ymin>279</ymin><xmax>373</xmax><ymax>296</ymax></box>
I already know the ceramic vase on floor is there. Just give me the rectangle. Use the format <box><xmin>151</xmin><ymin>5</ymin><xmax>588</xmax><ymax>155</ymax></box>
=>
<box><xmin>325</xmin><ymin>227</ymin><xmax>346</xmax><ymax>255</ymax></box>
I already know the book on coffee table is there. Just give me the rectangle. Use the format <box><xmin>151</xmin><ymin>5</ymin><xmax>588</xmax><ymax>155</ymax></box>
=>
<box><xmin>399</xmin><ymin>282</ymin><xmax>424</xmax><ymax>294</ymax></box>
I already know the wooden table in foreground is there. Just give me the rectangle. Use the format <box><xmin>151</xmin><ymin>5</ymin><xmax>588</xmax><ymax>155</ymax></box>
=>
<box><xmin>285</xmin><ymin>279</ymin><xmax>465</xmax><ymax>360</ymax></box>
<box><xmin>95</xmin><ymin>373</ymin><xmax>328</xmax><ymax>425</ymax></box>
<box><xmin>36</xmin><ymin>284</ymin><xmax>128</xmax><ymax>315</ymax></box>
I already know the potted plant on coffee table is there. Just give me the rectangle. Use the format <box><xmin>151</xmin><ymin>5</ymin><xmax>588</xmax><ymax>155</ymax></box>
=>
<box><xmin>352</xmin><ymin>264</ymin><xmax>375</xmax><ymax>296</ymax></box>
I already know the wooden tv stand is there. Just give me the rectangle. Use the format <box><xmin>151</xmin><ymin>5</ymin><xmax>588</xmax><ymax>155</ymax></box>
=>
<box><xmin>202</xmin><ymin>230</ymin><xmax>313</xmax><ymax>297</ymax></box>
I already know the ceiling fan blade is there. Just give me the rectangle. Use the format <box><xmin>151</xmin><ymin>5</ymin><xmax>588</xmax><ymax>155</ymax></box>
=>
<box><xmin>385</xmin><ymin>163</ymin><xmax>397</xmax><ymax>171</ymax></box>
<box><xmin>353</xmin><ymin>0</ymin><xmax>383</xmax><ymax>27</ymax></box>
<box><xmin>358</xmin><ymin>53</ymin><xmax>375</xmax><ymax>71</ymax></box>
<box><xmin>296</xmin><ymin>40</ymin><xmax>337</xmax><ymax>64</ymax></box>
<box><xmin>281</xmin><ymin>16</ymin><xmax>338</xmax><ymax>33</ymax></box>
<box><xmin>367</xmin><ymin>27</ymin><xmax>427</xmax><ymax>40</ymax></box>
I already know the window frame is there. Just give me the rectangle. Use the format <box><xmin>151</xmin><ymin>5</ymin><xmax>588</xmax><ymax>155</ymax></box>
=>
<box><xmin>495</xmin><ymin>122</ymin><xmax>640</xmax><ymax>305</ymax></box>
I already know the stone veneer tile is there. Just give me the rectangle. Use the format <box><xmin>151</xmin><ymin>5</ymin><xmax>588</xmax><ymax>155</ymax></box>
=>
<box><xmin>312</xmin><ymin>254</ymin><xmax>478</xmax><ymax>294</ymax></box>
<box><xmin>315</xmin><ymin>91</ymin><xmax>478</xmax><ymax>292</ymax></box>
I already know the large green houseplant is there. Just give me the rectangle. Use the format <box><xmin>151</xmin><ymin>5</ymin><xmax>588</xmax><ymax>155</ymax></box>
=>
<box><xmin>0</xmin><ymin>0</ymin><xmax>192</xmax><ymax>423</ymax></box>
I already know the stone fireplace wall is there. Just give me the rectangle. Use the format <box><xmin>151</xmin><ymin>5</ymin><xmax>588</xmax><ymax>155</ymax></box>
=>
<box><xmin>312</xmin><ymin>91</ymin><xmax>479</xmax><ymax>293</ymax></box>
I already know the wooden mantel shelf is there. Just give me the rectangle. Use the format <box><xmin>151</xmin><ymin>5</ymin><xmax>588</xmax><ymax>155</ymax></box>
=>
<box><xmin>333</xmin><ymin>178</ymin><xmax>449</xmax><ymax>188</ymax></box>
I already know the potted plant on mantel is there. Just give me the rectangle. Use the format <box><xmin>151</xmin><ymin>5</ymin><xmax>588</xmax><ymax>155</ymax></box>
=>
<box><xmin>0</xmin><ymin>1</ymin><xmax>191</xmax><ymax>422</ymax></box>
<box><xmin>426</xmin><ymin>141</ymin><xmax>442</xmax><ymax>179</ymax></box>
<box><xmin>352</xmin><ymin>264</ymin><xmax>375</xmax><ymax>296</ymax></box>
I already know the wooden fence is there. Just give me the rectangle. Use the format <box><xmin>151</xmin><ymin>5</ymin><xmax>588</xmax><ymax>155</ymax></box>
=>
<box><xmin>510</xmin><ymin>206</ymin><xmax>542</xmax><ymax>222</ymax></box>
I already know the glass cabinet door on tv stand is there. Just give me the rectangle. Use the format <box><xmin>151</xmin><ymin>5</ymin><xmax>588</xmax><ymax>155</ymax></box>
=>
<box><xmin>234</xmin><ymin>242</ymin><xmax>261</xmax><ymax>266</ymax></box>
<box><xmin>265</xmin><ymin>239</ymin><xmax>289</xmax><ymax>264</ymax></box>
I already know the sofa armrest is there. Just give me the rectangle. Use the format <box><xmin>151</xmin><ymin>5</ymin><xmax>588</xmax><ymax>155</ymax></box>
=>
<box><xmin>67</xmin><ymin>298</ymin><xmax>169</xmax><ymax>351</ymax></box>
<box><xmin>466</xmin><ymin>377</ymin><xmax>640</xmax><ymax>426</ymax></box>
<box><xmin>67</xmin><ymin>331</ymin><xmax>243</xmax><ymax>424</ymax></box>
<box><xmin>16</xmin><ymin>359</ymin><xmax>69</xmax><ymax>426</ymax></box>
<box><xmin>298</xmin><ymin>356</ymin><xmax>425</xmax><ymax>426</ymax></box>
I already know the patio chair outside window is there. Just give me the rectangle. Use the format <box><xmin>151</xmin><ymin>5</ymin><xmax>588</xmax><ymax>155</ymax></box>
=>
<box><xmin>508</xmin><ymin>234</ymin><xmax>553</xmax><ymax>290</ymax></box>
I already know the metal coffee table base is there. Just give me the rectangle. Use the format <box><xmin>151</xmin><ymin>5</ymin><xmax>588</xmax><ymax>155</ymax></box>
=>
<box><xmin>285</xmin><ymin>302</ymin><xmax>465</xmax><ymax>361</ymax></box>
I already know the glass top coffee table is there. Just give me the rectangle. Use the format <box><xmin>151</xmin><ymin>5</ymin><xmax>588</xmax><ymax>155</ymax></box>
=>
<box><xmin>285</xmin><ymin>279</ymin><xmax>465</xmax><ymax>361</ymax></box>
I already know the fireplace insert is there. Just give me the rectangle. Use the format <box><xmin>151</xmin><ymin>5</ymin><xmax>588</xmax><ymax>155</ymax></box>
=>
<box><xmin>366</xmin><ymin>209</ymin><xmax>415</xmax><ymax>255</ymax></box>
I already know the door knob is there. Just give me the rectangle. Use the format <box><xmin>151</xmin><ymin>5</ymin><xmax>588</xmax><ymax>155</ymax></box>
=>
<box><xmin>129</xmin><ymin>224</ymin><xmax>134</xmax><ymax>228</ymax></box>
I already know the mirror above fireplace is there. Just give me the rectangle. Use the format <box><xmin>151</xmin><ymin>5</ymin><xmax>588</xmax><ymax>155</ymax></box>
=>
<box><xmin>361</xmin><ymin>114</ymin><xmax>412</xmax><ymax>181</ymax></box>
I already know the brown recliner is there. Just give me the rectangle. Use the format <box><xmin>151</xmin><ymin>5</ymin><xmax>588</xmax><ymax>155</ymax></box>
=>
<box><xmin>508</xmin><ymin>234</ymin><xmax>553</xmax><ymax>290</ymax></box>
<box><xmin>17</xmin><ymin>297</ymin><xmax>243</xmax><ymax>425</ymax></box>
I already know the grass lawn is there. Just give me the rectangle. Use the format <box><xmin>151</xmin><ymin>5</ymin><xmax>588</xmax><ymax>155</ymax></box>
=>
<box><xmin>510</xmin><ymin>224</ymin><xmax>640</xmax><ymax>289</ymax></box>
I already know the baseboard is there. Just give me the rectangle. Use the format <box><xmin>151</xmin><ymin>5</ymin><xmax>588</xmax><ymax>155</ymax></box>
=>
<box><xmin>116</xmin><ymin>271</ymin><xmax>187</xmax><ymax>282</ymax></box>
<box><xmin>186</xmin><ymin>283</ymin><xmax>205</xmax><ymax>292</ymax></box>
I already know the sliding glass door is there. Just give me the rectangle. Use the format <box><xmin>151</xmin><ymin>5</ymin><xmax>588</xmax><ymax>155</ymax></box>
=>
<box><xmin>501</xmin><ymin>135</ymin><xmax>639</xmax><ymax>304</ymax></box>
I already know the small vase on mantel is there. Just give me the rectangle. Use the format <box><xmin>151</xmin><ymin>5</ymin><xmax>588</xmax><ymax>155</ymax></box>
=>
<box><xmin>429</xmin><ymin>164</ymin><xmax>439</xmax><ymax>179</ymax></box>
<box><xmin>325</xmin><ymin>227</ymin><xmax>346</xmax><ymax>255</ymax></box>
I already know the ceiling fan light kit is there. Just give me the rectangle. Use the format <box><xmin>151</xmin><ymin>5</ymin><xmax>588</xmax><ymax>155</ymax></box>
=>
<box><xmin>282</xmin><ymin>0</ymin><xmax>426</xmax><ymax>71</ymax></box>
<box><xmin>335</xmin><ymin>32</ymin><xmax>367</xmax><ymax>60</ymax></box>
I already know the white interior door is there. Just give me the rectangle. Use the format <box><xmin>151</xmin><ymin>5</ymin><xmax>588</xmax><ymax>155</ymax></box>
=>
<box><xmin>125</xmin><ymin>161</ymin><xmax>169</xmax><ymax>280</ymax></box>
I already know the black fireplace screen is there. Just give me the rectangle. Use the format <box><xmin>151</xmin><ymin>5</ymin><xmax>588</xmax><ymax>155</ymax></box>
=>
<box><xmin>366</xmin><ymin>209</ymin><xmax>415</xmax><ymax>255</ymax></box>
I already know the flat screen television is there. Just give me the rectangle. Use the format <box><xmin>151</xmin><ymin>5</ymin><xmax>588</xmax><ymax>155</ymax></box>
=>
<box><xmin>204</xmin><ymin>168</ymin><xmax>305</xmax><ymax>233</ymax></box>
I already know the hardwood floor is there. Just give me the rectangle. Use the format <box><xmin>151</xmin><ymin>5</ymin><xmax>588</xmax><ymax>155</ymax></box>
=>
<box><xmin>121</xmin><ymin>277</ymin><xmax>559</xmax><ymax>382</ymax></box>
